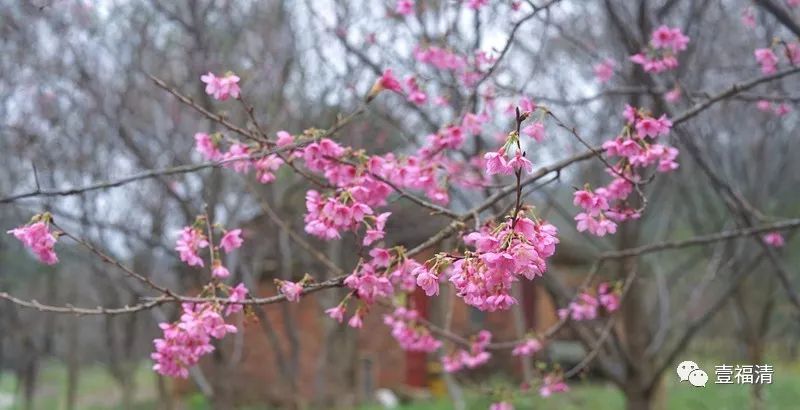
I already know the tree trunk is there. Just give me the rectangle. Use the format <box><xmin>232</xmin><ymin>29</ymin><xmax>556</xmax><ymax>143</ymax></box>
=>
<box><xmin>624</xmin><ymin>379</ymin><xmax>666</xmax><ymax>410</ymax></box>
<box><xmin>65</xmin><ymin>317</ymin><xmax>81</xmax><ymax>410</ymax></box>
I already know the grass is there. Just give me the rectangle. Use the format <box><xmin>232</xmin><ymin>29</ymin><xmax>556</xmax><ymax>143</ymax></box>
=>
<box><xmin>1</xmin><ymin>359</ymin><xmax>799</xmax><ymax>409</ymax></box>
<box><xmin>359</xmin><ymin>361</ymin><xmax>800</xmax><ymax>410</ymax></box>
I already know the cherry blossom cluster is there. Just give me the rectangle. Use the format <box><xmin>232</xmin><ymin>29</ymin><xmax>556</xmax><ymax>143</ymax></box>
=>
<box><xmin>7</xmin><ymin>214</ymin><xmax>59</xmax><ymax>265</ymax></box>
<box><xmin>326</xmin><ymin>250</ymin><xmax>424</xmax><ymax>329</ymax></box>
<box><xmin>152</xmin><ymin>284</ymin><xmax>248</xmax><ymax>379</ymax></box>
<box><xmin>423</xmin><ymin>216</ymin><xmax>558</xmax><ymax>312</ymax></box>
<box><xmin>155</xmin><ymin>216</ymin><xmax>250</xmax><ymax>378</ymax></box>
<box><xmin>574</xmin><ymin>105</ymin><xmax>677</xmax><ymax>236</ymax></box>
<box><xmin>442</xmin><ymin>330</ymin><xmax>492</xmax><ymax>372</ymax></box>
<box><xmin>630</xmin><ymin>25</ymin><xmax>690</xmax><ymax>73</ymax></box>
<box><xmin>200</xmin><ymin>71</ymin><xmax>241</xmax><ymax>101</ymax></box>
<box><xmin>557</xmin><ymin>282</ymin><xmax>620</xmax><ymax>321</ymax></box>
<box><xmin>383</xmin><ymin>307</ymin><xmax>442</xmax><ymax>352</ymax></box>
<box><xmin>754</xmin><ymin>42</ymin><xmax>800</xmax><ymax>74</ymax></box>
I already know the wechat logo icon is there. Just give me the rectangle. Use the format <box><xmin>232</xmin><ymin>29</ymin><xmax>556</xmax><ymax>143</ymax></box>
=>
<box><xmin>677</xmin><ymin>360</ymin><xmax>708</xmax><ymax>387</ymax></box>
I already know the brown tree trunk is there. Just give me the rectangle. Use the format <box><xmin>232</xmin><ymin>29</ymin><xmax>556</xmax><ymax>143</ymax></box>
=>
<box><xmin>624</xmin><ymin>378</ymin><xmax>665</xmax><ymax>410</ymax></box>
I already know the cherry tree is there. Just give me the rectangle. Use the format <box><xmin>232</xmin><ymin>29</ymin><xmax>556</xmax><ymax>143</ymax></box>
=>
<box><xmin>2</xmin><ymin>1</ymin><xmax>800</xmax><ymax>409</ymax></box>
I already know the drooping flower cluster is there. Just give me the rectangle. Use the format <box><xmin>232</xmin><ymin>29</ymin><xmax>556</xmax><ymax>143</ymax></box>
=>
<box><xmin>630</xmin><ymin>25</ymin><xmax>689</xmax><ymax>73</ymax></box>
<box><xmin>558</xmin><ymin>282</ymin><xmax>620</xmax><ymax>321</ymax></box>
<box><xmin>574</xmin><ymin>105</ymin><xmax>677</xmax><ymax>236</ymax></box>
<box><xmin>442</xmin><ymin>330</ymin><xmax>492</xmax><ymax>372</ymax></box>
<box><xmin>383</xmin><ymin>307</ymin><xmax>442</xmax><ymax>352</ymax></box>
<box><xmin>7</xmin><ymin>217</ymin><xmax>59</xmax><ymax>265</ymax></box>
<box><xmin>429</xmin><ymin>216</ymin><xmax>558</xmax><ymax>312</ymax></box>
<box><xmin>152</xmin><ymin>297</ymin><xmax>244</xmax><ymax>378</ymax></box>
<box><xmin>200</xmin><ymin>72</ymin><xmax>241</xmax><ymax>101</ymax></box>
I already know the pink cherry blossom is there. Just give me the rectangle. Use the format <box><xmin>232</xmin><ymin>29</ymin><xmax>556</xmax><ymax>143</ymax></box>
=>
<box><xmin>200</xmin><ymin>72</ymin><xmax>241</xmax><ymax>101</ymax></box>
<box><xmin>276</xmin><ymin>130</ymin><xmax>294</xmax><ymax>147</ymax></box>
<box><xmin>254</xmin><ymin>154</ymin><xmax>283</xmax><ymax>184</ymax></box>
<box><xmin>484</xmin><ymin>150</ymin><xmax>513</xmax><ymax>175</ymax></box>
<box><xmin>665</xmin><ymin>87</ymin><xmax>681</xmax><ymax>103</ymax></box>
<box><xmin>414</xmin><ymin>266</ymin><xmax>440</xmax><ymax>296</ymax></box>
<box><xmin>384</xmin><ymin>307</ymin><xmax>442</xmax><ymax>352</ymax></box>
<box><xmin>631</xmin><ymin>27</ymin><xmax>689</xmax><ymax>73</ymax></box>
<box><xmin>594</xmin><ymin>59</ymin><xmax>616</xmax><ymax>83</ymax></box>
<box><xmin>279</xmin><ymin>280</ymin><xmax>304</xmax><ymax>302</ymax></box>
<box><xmin>7</xmin><ymin>221</ymin><xmax>59</xmax><ymax>265</ymax></box>
<box><xmin>175</xmin><ymin>227</ymin><xmax>209</xmax><ymax>267</ymax></box>
<box><xmin>395</xmin><ymin>0</ymin><xmax>414</xmax><ymax>15</ymax></box>
<box><xmin>225</xmin><ymin>283</ymin><xmax>249</xmax><ymax>316</ymax></box>
<box><xmin>763</xmin><ymin>232</ymin><xmax>785</xmax><ymax>247</ymax></box>
<box><xmin>194</xmin><ymin>132</ymin><xmax>222</xmax><ymax>161</ymax></box>
<box><xmin>348</xmin><ymin>309</ymin><xmax>364</xmax><ymax>328</ymax></box>
<box><xmin>325</xmin><ymin>305</ymin><xmax>346</xmax><ymax>323</ymax></box>
<box><xmin>507</xmin><ymin>153</ymin><xmax>533</xmax><ymax>174</ymax></box>
<box><xmin>443</xmin><ymin>330</ymin><xmax>493</xmax><ymax>372</ymax></box>
<box><xmin>466</xmin><ymin>0</ymin><xmax>489</xmax><ymax>10</ymax></box>
<box><xmin>364</xmin><ymin>212</ymin><xmax>391</xmax><ymax>246</ymax></box>
<box><xmin>522</xmin><ymin>122</ymin><xmax>546</xmax><ymax>142</ymax></box>
<box><xmin>369</xmin><ymin>247</ymin><xmax>392</xmax><ymax>268</ymax></box>
<box><xmin>448</xmin><ymin>219</ymin><xmax>558</xmax><ymax>311</ymax></box>
<box><xmin>378</xmin><ymin>68</ymin><xmax>403</xmax><ymax>93</ymax></box>
<box><xmin>755</xmin><ymin>48</ymin><xmax>778</xmax><ymax>74</ymax></box>
<box><xmin>774</xmin><ymin>103</ymin><xmax>792</xmax><ymax>116</ymax></box>
<box><xmin>512</xmin><ymin>338</ymin><xmax>543</xmax><ymax>356</ymax></box>
<box><xmin>152</xmin><ymin>303</ymin><xmax>237</xmax><ymax>378</ymax></box>
<box><xmin>539</xmin><ymin>375</ymin><xmax>569</xmax><ymax>397</ymax></box>
<box><xmin>220</xmin><ymin>229</ymin><xmax>243</xmax><ymax>253</ymax></box>
<box><xmin>223</xmin><ymin>143</ymin><xmax>251</xmax><ymax>174</ymax></box>
<box><xmin>212</xmin><ymin>262</ymin><xmax>231</xmax><ymax>279</ymax></box>
<box><xmin>344</xmin><ymin>264</ymin><xmax>394</xmax><ymax>304</ymax></box>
